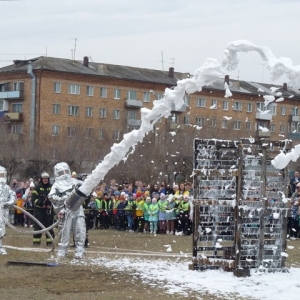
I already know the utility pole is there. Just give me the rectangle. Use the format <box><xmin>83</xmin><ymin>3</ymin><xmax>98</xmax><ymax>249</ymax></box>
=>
<box><xmin>170</xmin><ymin>58</ymin><xmax>175</xmax><ymax>68</ymax></box>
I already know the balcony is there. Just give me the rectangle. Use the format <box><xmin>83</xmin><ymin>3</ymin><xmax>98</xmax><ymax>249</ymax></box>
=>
<box><xmin>256</xmin><ymin>130</ymin><xmax>271</xmax><ymax>138</ymax></box>
<box><xmin>127</xmin><ymin>119</ymin><xmax>141</xmax><ymax>127</ymax></box>
<box><xmin>125</xmin><ymin>99</ymin><xmax>143</xmax><ymax>108</ymax></box>
<box><xmin>4</xmin><ymin>112</ymin><xmax>23</xmax><ymax>122</ymax></box>
<box><xmin>288</xmin><ymin>132</ymin><xmax>300</xmax><ymax>140</ymax></box>
<box><xmin>171</xmin><ymin>103</ymin><xmax>186</xmax><ymax>112</ymax></box>
<box><xmin>255</xmin><ymin>112</ymin><xmax>272</xmax><ymax>120</ymax></box>
<box><xmin>289</xmin><ymin>115</ymin><xmax>300</xmax><ymax>122</ymax></box>
<box><xmin>0</xmin><ymin>90</ymin><xmax>24</xmax><ymax>99</ymax></box>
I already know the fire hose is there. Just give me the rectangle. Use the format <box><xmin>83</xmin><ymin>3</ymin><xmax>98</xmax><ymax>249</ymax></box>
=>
<box><xmin>0</xmin><ymin>204</ymin><xmax>59</xmax><ymax>252</ymax></box>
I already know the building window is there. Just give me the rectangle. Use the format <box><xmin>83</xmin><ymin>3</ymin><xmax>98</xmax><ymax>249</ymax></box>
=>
<box><xmin>67</xmin><ymin>127</ymin><xmax>77</xmax><ymax>137</ymax></box>
<box><xmin>68</xmin><ymin>105</ymin><xmax>79</xmax><ymax>116</ymax></box>
<box><xmin>99</xmin><ymin>129</ymin><xmax>104</xmax><ymax>140</ymax></box>
<box><xmin>221</xmin><ymin>120</ymin><xmax>227</xmax><ymax>128</ymax></box>
<box><xmin>13</xmin><ymin>82</ymin><xmax>23</xmax><ymax>91</ymax></box>
<box><xmin>196</xmin><ymin>117</ymin><xmax>205</xmax><ymax>126</ymax></box>
<box><xmin>54</xmin><ymin>82</ymin><xmax>61</xmax><ymax>93</ymax></box>
<box><xmin>184</xmin><ymin>95</ymin><xmax>190</xmax><ymax>106</ymax></box>
<box><xmin>112</xmin><ymin>130</ymin><xmax>120</xmax><ymax>140</ymax></box>
<box><xmin>12</xmin><ymin>103</ymin><xmax>23</xmax><ymax>112</ymax></box>
<box><xmin>211</xmin><ymin>119</ymin><xmax>217</xmax><ymax>127</ymax></box>
<box><xmin>233</xmin><ymin>102</ymin><xmax>242</xmax><ymax>111</ymax></box>
<box><xmin>291</xmin><ymin>107</ymin><xmax>298</xmax><ymax>117</ymax></box>
<box><xmin>270</xmin><ymin>124</ymin><xmax>275</xmax><ymax>132</ymax></box>
<box><xmin>128</xmin><ymin>110</ymin><xmax>137</xmax><ymax>120</ymax></box>
<box><xmin>68</xmin><ymin>84</ymin><xmax>80</xmax><ymax>95</ymax></box>
<box><xmin>281</xmin><ymin>106</ymin><xmax>286</xmax><ymax>116</ymax></box>
<box><xmin>196</xmin><ymin>98</ymin><xmax>206</xmax><ymax>107</ymax></box>
<box><xmin>280</xmin><ymin>124</ymin><xmax>285</xmax><ymax>133</ymax></box>
<box><xmin>233</xmin><ymin>121</ymin><xmax>241</xmax><ymax>130</ymax></box>
<box><xmin>99</xmin><ymin>108</ymin><xmax>107</xmax><ymax>118</ymax></box>
<box><xmin>143</xmin><ymin>92</ymin><xmax>150</xmax><ymax>102</ymax></box>
<box><xmin>11</xmin><ymin>124</ymin><xmax>23</xmax><ymax>134</ymax></box>
<box><xmin>53</xmin><ymin>104</ymin><xmax>60</xmax><ymax>114</ymax></box>
<box><xmin>0</xmin><ymin>100</ymin><xmax>7</xmax><ymax>111</ymax></box>
<box><xmin>211</xmin><ymin>99</ymin><xmax>217</xmax><ymax>109</ymax></box>
<box><xmin>246</xmin><ymin>122</ymin><xmax>251</xmax><ymax>130</ymax></box>
<box><xmin>168</xmin><ymin>114</ymin><xmax>178</xmax><ymax>123</ymax></box>
<box><xmin>113</xmin><ymin>109</ymin><xmax>120</xmax><ymax>119</ymax></box>
<box><xmin>86</xmin><ymin>128</ymin><xmax>93</xmax><ymax>138</ymax></box>
<box><xmin>291</xmin><ymin>122</ymin><xmax>300</xmax><ymax>133</ymax></box>
<box><xmin>270</xmin><ymin>104</ymin><xmax>277</xmax><ymax>116</ymax></box>
<box><xmin>127</xmin><ymin>90</ymin><xmax>137</xmax><ymax>100</ymax></box>
<box><xmin>222</xmin><ymin>101</ymin><xmax>228</xmax><ymax>110</ymax></box>
<box><xmin>86</xmin><ymin>107</ymin><xmax>93</xmax><ymax>117</ymax></box>
<box><xmin>114</xmin><ymin>89</ymin><xmax>121</xmax><ymax>99</ymax></box>
<box><xmin>246</xmin><ymin>103</ymin><xmax>252</xmax><ymax>112</ymax></box>
<box><xmin>183</xmin><ymin>116</ymin><xmax>190</xmax><ymax>125</ymax></box>
<box><xmin>156</xmin><ymin>93</ymin><xmax>163</xmax><ymax>100</ymax></box>
<box><xmin>52</xmin><ymin>125</ymin><xmax>60</xmax><ymax>136</ymax></box>
<box><xmin>100</xmin><ymin>87</ymin><xmax>107</xmax><ymax>98</ymax></box>
<box><xmin>86</xmin><ymin>86</ymin><xmax>94</xmax><ymax>96</ymax></box>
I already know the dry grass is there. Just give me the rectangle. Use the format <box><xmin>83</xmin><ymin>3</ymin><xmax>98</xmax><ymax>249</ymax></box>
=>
<box><xmin>0</xmin><ymin>226</ymin><xmax>299</xmax><ymax>300</ymax></box>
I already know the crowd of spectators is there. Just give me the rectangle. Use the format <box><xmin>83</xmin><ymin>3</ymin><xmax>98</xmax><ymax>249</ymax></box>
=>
<box><xmin>8</xmin><ymin>177</ymin><xmax>194</xmax><ymax>236</ymax></box>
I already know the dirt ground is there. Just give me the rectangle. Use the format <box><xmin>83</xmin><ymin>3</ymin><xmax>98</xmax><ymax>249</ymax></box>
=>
<box><xmin>0</xmin><ymin>226</ymin><xmax>299</xmax><ymax>300</ymax></box>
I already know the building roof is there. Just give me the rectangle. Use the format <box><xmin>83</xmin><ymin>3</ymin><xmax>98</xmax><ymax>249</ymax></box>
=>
<box><xmin>0</xmin><ymin>56</ymin><xmax>300</xmax><ymax>98</ymax></box>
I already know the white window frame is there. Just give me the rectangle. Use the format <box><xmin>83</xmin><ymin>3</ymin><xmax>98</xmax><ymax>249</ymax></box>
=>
<box><xmin>246</xmin><ymin>103</ymin><xmax>252</xmax><ymax>112</ymax></box>
<box><xmin>86</xmin><ymin>127</ymin><xmax>93</xmax><ymax>138</ymax></box>
<box><xmin>291</xmin><ymin>107</ymin><xmax>298</xmax><ymax>117</ymax></box>
<box><xmin>211</xmin><ymin>119</ymin><xmax>217</xmax><ymax>127</ymax></box>
<box><xmin>100</xmin><ymin>87</ymin><xmax>107</xmax><ymax>98</ymax></box>
<box><xmin>270</xmin><ymin>124</ymin><xmax>275</xmax><ymax>132</ymax></box>
<box><xmin>86</xmin><ymin>86</ymin><xmax>94</xmax><ymax>96</ymax></box>
<box><xmin>196</xmin><ymin>98</ymin><xmax>206</xmax><ymax>107</ymax></box>
<box><xmin>280</xmin><ymin>124</ymin><xmax>285</xmax><ymax>133</ymax></box>
<box><xmin>196</xmin><ymin>117</ymin><xmax>205</xmax><ymax>126</ymax></box>
<box><xmin>184</xmin><ymin>95</ymin><xmax>190</xmax><ymax>106</ymax></box>
<box><xmin>246</xmin><ymin>122</ymin><xmax>251</xmax><ymax>130</ymax></box>
<box><xmin>52</xmin><ymin>125</ymin><xmax>60</xmax><ymax>136</ymax></box>
<box><xmin>53</xmin><ymin>104</ymin><xmax>60</xmax><ymax>114</ymax></box>
<box><xmin>128</xmin><ymin>111</ymin><xmax>137</xmax><ymax>120</ymax></box>
<box><xmin>143</xmin><ymin>92</ymin><xmax>150</xmax><ymax>102</ymax></box>
<box><xmin>183</xmin><ymin>116</ymin><xmax>190</xmax><ymax>125</ymax></box>
<box><xmin>233</xmin><ymin>102</ymin><xmax>242</xmax><ymax>111</ymax></box>
<box><xmin>112</xmin><ymin>130</ymin><xmax>120</xmax><ymax>140</ymax></box>
<box><xmin>68</xmin><ymin>105</ymin><xmax>79</xmax><ymax>116</ymax></box>
<box><xmin>68</xmin><ymin>84</ymin><xmax>80</xmax><ymax>95</ymax></box>
<box><xmin>221</xmin><ymin>120</ymin><xmax>227</xmax><ymax>128</ymax></box>
<box><xmin>233</xmin><ymin>120</ymin><xmax>241</xmax><ymax>130</ymax></box>
<box><xmin>114</xmin><ymin>89</ymin><xmax>121</xmax><ymax>100</ymax></box>
<box><xmin>222</xmin><ymin>101</ymin><xmax>228</xmax><ymax>110</ymax></box>
<box><xmin>99</xmin><ymin>108</ymin><xmax>107</xmax><ymax>118</ymax></box>
<box><xmin>127</xmin><ymin>90</ymin><xmax>137</xmax><ymax>100</ymax></box>
<box><xmin>12</xmin><ymin>103</ymin><xmax>23</xmax><ymax>112</ymax></box>
<box><xmin>86</xmin><ymin>107</ymin><xmax>93</xmax><ymax>117</ymax></box>
<box><xmin>54</xmin><ymin>82</ymin><xmax>61</xmax><ymax>93</ymax></box>
<box><xmin>113</xmin><ymin>109</ymin><xmax>120</xmax><ymax>119</ymax></box>
<box><xmin>280</xmin><ymin>106</ymin><xmax>286</xmax><ymax>116</ymax></box>
<box><xmin>211</xmin><ymin>99</ymin><xmax>217</xmax><ymax>109</ymax></box>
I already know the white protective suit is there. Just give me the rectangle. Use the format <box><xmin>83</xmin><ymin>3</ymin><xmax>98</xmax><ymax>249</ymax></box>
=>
<box><xmin>0</xmin><ymin>166</ymin><xmax>16</xmax><ymax>255</ymax></box>
<box><xmin>48</xmin><ymin>162</ymin><xmax>86</xmax><ymax>258</ymax></box>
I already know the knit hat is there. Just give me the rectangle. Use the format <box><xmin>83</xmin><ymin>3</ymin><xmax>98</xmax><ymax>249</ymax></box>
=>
<box><xmin>115</xmin><ymin>191</ymin><xmax>121</xmax><ymax>196</ymax></box>
<box><xmin>72</xmin><ymin>171</ymin><xmax>77</xmax><ymax>177</ymax></box>
<box><xmin>30</xmin><ymin>182</ymin><xmax>35</xmax><ymax>188</ymax></box>
<box><xmin>92</xmin><ymin>192</ymin><xmax>97</xmax><ymax>197</ymax></box>
<box><xmin>160</xmin><ymin>193</ymin><xmax>166</xmax><ymax>198</ymax></box>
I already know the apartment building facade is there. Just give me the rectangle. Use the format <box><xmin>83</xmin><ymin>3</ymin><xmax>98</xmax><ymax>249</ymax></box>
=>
<box><xmin>0</xmin><ymin>56</ymin><xmax>300</xmax><ymax>165</ymax></box>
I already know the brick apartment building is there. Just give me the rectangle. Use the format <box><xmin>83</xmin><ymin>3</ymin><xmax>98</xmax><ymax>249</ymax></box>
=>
<box><xmin>0</xmin><ymin>56</ymin><xmax>300</xmax><ymax>172</ymax></box>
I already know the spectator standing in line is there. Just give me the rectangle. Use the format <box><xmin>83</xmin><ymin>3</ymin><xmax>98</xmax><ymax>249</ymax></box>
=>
<box><xmin>289</xmin><ymin>171</ymin><xmax>300</xmax><ymax>197</ymax></box>
<box><xmin>289</xmin><ymin>183</ymin><xmax>300</xmax><ymax>238</ymax></box>
<box><xmin>149</xmin><ymin>197</ymin><xmax>159</xmax><ymax>234</ymax></box>
<box><xmin>158</xmin><ymin>193</ymin><xmax>167</xmax><ymax>234</ymax></box>
<box><xmin>165</xmin><ymin>194</ymin><xmax>176</xmax><ymax>235</ymax></box>
<box><xmin>143</xmin><ymin>196</ymin><xmax>151</xmax><ymax>233</ymax></box>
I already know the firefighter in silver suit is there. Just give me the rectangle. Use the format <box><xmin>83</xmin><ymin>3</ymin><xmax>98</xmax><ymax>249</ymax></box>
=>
<box><xmin>48</xmin><ymin>162</ymin><xmax>86</xmax><ymax>259</ymax></box>
<box><xmin>0</xmin><ymin>166</ymin><xmax>16</xmax><ymax>255</ymax></box>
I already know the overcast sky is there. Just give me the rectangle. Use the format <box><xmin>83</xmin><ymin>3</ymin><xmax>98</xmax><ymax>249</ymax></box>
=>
<box><xmin>1</xmin><ymin>0</ymin><xmax>299</xmax><ymax>85</ymax></box>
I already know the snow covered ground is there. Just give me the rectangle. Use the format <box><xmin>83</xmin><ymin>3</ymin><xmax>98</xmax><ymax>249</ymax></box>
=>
<box><xmin>72</xmin><ymin>255</ymin><xmax>300</xmax><ymax>299</ymax></box>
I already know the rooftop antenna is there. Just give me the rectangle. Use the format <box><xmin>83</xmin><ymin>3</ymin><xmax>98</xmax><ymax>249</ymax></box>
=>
<box><xmin>170</xmin><ymin>58</ymin><xmax>175</xmax><ymax>68</ymax></box>
<box><xmin>159</xmin><ymin>51</ymin><xmax>164</xmax><ymax>71</ymax></box>
<box><xmin>68</xmin><ymin>38</ymin><xmax>77</xmax><ymax>60</ymax></box>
